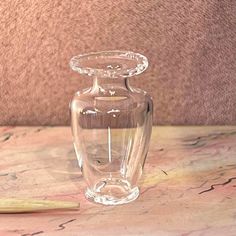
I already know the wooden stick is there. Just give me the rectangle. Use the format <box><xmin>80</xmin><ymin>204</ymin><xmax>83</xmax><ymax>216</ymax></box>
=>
<box><xmin>0</xmin><ymin>198</ymin><xmax>80</xmax><ymax>213</ymax></box>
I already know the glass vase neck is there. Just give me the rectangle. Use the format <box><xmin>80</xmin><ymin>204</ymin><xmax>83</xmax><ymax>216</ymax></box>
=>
<box><xmin>92</xmin><ymin>77</ymin><xmax>130</xmax><ymax>93</ymax></box>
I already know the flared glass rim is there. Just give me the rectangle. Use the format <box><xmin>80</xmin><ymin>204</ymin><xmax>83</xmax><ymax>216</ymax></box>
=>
<box><xmin>69</xmin><ymin>50</ymin><xmax>148</xmax><ymax>78</ymax></box>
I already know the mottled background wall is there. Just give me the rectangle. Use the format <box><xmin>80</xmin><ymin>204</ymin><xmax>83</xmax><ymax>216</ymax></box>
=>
<box><xmin>0</xmin><ymin>0</ymin><xmax>235</xmax><ymax>125</ymax></box>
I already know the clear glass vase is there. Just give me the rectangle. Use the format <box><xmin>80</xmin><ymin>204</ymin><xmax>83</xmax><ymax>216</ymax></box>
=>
<box><xmin>70</xmin><ymin>51</ymin><xmax>153</xmax><ymax>205</ymax></box>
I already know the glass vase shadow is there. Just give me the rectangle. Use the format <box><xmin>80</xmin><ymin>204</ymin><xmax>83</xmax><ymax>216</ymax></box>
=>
<box><xmin>70</xmin><ymin>51</ymin><xmax>153</xmax><ymax>205</ymax></box>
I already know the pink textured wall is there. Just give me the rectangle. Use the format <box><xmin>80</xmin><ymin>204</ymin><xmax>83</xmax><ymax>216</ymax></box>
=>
<box><xmin>0</xmin><ymin>0</ymin><xmax>235</xmax><ymax>125</ymax></box>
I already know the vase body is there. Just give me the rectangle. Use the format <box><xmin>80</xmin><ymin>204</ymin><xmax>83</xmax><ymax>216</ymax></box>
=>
<box><xmin>70</xmin><ymin>51</ymin><xmax>152</xmax><ymax>205</ymax></box>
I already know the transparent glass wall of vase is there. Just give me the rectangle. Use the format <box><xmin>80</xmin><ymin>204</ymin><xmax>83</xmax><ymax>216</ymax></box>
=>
<box><xmin>70</xmin><ymin>51</ymin><xmax>152</xmax><ymax>205</ymax></box>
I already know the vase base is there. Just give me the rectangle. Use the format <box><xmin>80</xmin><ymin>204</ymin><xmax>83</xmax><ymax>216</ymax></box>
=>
<box><xmin>85</xmin><ymin>179</ymin><xmax>139</xmax><ymax>205</ymax></box>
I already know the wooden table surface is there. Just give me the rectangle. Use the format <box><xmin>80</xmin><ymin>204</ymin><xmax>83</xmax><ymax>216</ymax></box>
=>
<box><xmin>0</xmin><ymin>126</ymin><xmax>236</xmax><ymax>236</ymax></box>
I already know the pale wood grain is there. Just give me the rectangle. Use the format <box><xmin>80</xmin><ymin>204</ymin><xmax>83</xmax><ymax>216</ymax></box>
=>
<box><xmin>0</xmin><ymin>126</ymin><xmax>236</xmax><ymax>235</ymax></box>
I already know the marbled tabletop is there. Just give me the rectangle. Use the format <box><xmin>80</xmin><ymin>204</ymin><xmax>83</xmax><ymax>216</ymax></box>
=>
<box><xmin>0</xmin><ymin>126</ymin><xmax>236</xmax><ymax>236</ymax></box>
